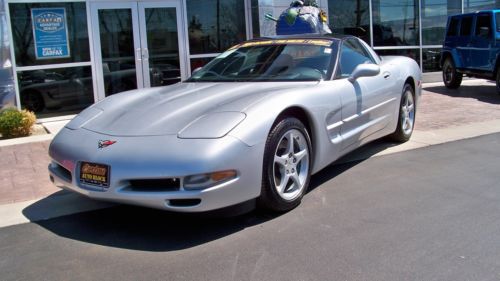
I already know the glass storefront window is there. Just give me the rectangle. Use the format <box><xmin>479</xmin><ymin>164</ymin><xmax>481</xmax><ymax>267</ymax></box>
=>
<box><xmin>328</xmin><ymin>0</ymin><xmax>371</xmax><ymax>45</ymax></box>
<box><xmin>422</xmin><ymin>0</ymin><xmax>461</xmax><ymax>45</ymax></box>
<box><xmin>190</xmin><ymin>57</ymin><xmax>215</xmax><ymax>73</ymax></box>
<box><xmin>187</xmin><ymin>0</ymin><xmax>246</xmax><ymax>54</ymax></box>
<box><xmin>422</xmin><ymin>48</ymin><xmax>441</xmax><ymax>72</ymax></box>
<box><xmin>376</xmin><ymin>48</ymin><xmax>420</xmax><ymax>64</ymax></box>
<box><xmin>251</xmin><ymin>0</ymin><xmax>260</xmax><ymax>38</ymax></box>
<box><xmin>9</xmin><ymin>2</ymin><xmax>90</xmax><ymax>67</ymax></box>
<box><xmin>372</xmin><ymin>0</ymin><xmax>419</xmax><ymax>46</ymax></box>
<box><xmin>464</xmin><ymin>0</ymin><xmax>499</xmax><ymax>12</ymax></box>
<box><xmin>18</xmin><ymin>66</ymin><xmax>94</xmax><ymax>118</ymax></box>
<box><xmin>1</xmin><ymin>1</ymin><xmax>15</xmax><ymax>109</ymax></box>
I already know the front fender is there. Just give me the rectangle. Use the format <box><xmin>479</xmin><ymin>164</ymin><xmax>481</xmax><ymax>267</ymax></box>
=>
<box><xmin>228</xmin><ymin>82</ymin><xmax>343</xmax><ymax>173</ymax></box>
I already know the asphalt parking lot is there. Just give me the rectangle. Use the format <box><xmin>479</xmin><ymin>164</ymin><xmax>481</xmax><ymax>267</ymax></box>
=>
<box><xmin>1</xmin><ymin>132</ymin><xmax>499</xmax><ymax>281</ymax></box>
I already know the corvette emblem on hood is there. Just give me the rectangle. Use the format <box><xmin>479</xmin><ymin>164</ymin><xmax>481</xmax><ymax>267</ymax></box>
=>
<box><xmin>98</xmin><ymin>140</ymin><xmax>116</xmax><ymax>149</ymax></box>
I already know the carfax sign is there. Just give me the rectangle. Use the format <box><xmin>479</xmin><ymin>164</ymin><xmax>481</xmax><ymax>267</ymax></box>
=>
<box><xmin>31</xmin><ymin>8</ymin><xmax>70</xmax><ymax>59</ymax></box>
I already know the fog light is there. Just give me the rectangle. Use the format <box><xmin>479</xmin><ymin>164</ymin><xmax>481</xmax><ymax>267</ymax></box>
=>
<box><xmin>183</xmin><ymin>170</ymin><xmax>237</xmax><ymax>190</ymax></box>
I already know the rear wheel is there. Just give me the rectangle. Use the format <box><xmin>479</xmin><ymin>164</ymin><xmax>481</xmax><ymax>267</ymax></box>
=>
<box><xmin>442</xmin><ymin>58</ymin><xmax>462</xmax><ymax>89</ymax></box>
<box><xmin>259</xmin><ymin>117</ymin><xmax>312</xmax><ymax>212</ymax></box>
<box><xmin>389</xmin><ymin>83</ymin><xmax>415</xmax><ymax>142</ymax></box>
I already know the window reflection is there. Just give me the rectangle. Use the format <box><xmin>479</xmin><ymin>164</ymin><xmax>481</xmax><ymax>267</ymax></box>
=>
<box><xmin>372</xmin><ymin>0</ymin><xmax>419</xmax><ymax>46</ymax></box>
<box><xmin>9</xmin><ymin>3</ymin><xmax>90</xmax><ymax>67</ymax></box>
<box><xmin>18</xmin><ymin>66</ymin><xmax>94</xmax><ymax>118</ymax></box>
<box><xmin>422</xmin><ymin>0</ymin><xmax>461</xmax><ymax>45</ymax></box>
<box><xmin>328</xmin><ymin>0</ymin><xmax>371</xmax><ymax>45</ymax></box>
<box><xmin>187</xmin><ymin>0</ymin><xmax>246</xmax><ymax>54</ymax></box>
<box><xmin>464</xmin><ymin>0</ymin><xmax>498</xmax><ymax>12</ymax></box>
<box><xmin>190</xmin><ymin>57</ymin><xmax>215</xmax><ymax>73</ymax></box>
<box><xmin>145</xmin><ymin>8</ymin><xmax>181</xmax><ymax>86</ymax></box>
<box><xmin>422</xmin><ymin>48</ymin><xmax>441</xmax><ymax>72</ymax></box>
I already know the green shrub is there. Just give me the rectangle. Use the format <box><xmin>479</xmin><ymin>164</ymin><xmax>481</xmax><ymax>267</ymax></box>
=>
<box><xmin>0</xmin><ymin>108</ymin><xmax>37</xmax><ymax>138</ymax></box>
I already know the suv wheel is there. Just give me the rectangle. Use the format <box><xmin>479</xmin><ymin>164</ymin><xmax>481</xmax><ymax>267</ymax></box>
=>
<box><xmin>442</xmin><ymin>58</ymin><xmax>462</xmax><ymax>89</ymax></box>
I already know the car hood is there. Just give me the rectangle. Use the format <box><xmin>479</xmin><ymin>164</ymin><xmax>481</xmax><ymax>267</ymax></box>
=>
<box><xmin>82</xmin><ymin>81</ymin><xmax>317</xmax><ymax>136</ymax></box>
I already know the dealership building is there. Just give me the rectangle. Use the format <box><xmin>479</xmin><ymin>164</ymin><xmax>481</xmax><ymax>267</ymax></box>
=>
<box><xmin>0</xmin><ymin>0</ymin><xmax>499</xmax><ymax>120</ymax></box>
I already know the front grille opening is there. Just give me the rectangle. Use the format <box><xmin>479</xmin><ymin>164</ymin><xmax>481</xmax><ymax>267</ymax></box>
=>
<box><xmin>53</xmin><ymin>163</ymin><xmax>72</xmax><ymax>183</ymax></box>
<box><xmin>128</xmin><ymin>178</ymin><xmax>180</xmax><ymax>192</ymax></box>
<box><xmin>168</xmin><ymin>199</ymin><xmax>201</xmax><ymax>207</ymax></box>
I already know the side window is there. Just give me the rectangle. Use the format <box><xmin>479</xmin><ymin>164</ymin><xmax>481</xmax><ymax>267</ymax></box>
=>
<box><xmin>447</xmin><ymin>17</ymin><xmax>459</xmax><ymax>37</ymax></box>
<box><xmin>475</xmin><ymin>14</ymin><xmax>492</xmax><ymax>38</ymax></box>
<box><xmin>460</xmin><ymin>16</ymin><xmax>473</xmax><ymax>37</ymax></box>
<box><xmin>337</xmin><ymin>39</ymin><xmax>375</xmax><ymax>78</ymax></box>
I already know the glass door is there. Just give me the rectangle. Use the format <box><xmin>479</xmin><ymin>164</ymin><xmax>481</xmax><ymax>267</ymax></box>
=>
<box><xmin>91</xmin><ymin>1</ymin><xmax>186</xmax><ymax>99</ymax></box>
<box><xmin>138</xmin><ymin>1</ymin><xmax>185</xmax><ymax>88</ymax></box>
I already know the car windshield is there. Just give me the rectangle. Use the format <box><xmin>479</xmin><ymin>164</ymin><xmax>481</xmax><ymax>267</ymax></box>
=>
<box><xmin>187</xmin><ymin>39</ymin><xmax>337</xmax><ymax>82</ymax></box>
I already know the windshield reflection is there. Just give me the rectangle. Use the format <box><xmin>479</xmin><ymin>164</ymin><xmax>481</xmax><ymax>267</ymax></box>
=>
<box><xmin>187</xmin><ymin>42</ymin><xmax>337</xmax><ymax>82</ymax></box>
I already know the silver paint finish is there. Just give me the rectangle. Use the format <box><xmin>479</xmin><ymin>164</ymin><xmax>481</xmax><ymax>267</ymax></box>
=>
<box><xmin>48</xmin><ymin>37</ymin><xmax>422</xmax><ymax>212</ymax></box>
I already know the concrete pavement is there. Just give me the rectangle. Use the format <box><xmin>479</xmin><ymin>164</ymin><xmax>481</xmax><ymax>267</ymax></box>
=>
<box><xmin>0</xmin><ymin>79</ymin><xmax>499</xmax><ymax>227</ymax></box>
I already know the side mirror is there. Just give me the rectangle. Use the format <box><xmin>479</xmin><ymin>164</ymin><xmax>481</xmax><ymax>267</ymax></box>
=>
<box><xmin>348</xmin><ymin>64</ymin><xmax>380</xmax><ymax>82</ymax></box>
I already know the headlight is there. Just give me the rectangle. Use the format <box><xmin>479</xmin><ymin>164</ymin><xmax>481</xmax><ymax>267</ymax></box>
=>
<box><xmin>178</xmin><ymin>112</ymin><xmax>246</xmax><ymax>139</ymax></box>
<box><xmin>65</xmin><ymin>107</ymin><xmax>103</xmax><ymax>130</ymax></box>
<box><xmin>183</xmin><ymin>170</ymin><xmax>237</xmax><ymax>190</ymax></box>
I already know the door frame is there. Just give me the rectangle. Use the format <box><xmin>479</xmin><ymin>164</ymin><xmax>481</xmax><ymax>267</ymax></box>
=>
<box><xmin>90</xmin><ymin>0</ymin><xmax>188</xmax><ymax>101</ymax></box>
<box><xmin>137</xmin><ymin>1</ymin><xmax>188</xmax><ymax>88</ymax></box>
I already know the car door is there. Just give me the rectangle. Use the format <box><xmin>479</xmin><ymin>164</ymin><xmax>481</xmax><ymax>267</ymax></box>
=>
<box><xmin>470</xmin><ymin>12</ymin><xmax>494</xmax><ymax>71</ymax></box>
<box><xmin>336</xmin><ymin>38</ymin><xmax>396</xmax><ymax>151</ymax></box>
<box><xmin>457</xmin><ymin>15</ymin><xmax>473</xmax><ymax>68</ymax></box>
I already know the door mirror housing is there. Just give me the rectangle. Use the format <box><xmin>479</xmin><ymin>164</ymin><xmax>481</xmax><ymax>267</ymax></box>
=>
<box><xmin>348</xmin><ymin>64</ymin><xmax>380</xmax><ymax>82</ymax></box>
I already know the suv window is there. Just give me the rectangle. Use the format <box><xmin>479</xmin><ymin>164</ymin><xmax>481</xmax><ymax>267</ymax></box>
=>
<box><xmin>460</xmin><ymin>16</ymin><xmax>473</xmax><ymax>36</ymax></box>
<box><xmin>475</xmin><ymin>14</ymin><xmax>492</xmax><ymax>37</ymax></box>
<box><xmin>337</xmin><ymin>38</ymin><xmax>375</xmax><ymax>78</ymax></box>
<box><xmin>447</xmin><ymin>17</ymin><xmax>459</xmax><ymax>36</ymax></box>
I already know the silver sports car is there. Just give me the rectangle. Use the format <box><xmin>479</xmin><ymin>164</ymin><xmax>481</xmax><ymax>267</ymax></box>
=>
<box><xmin>48</xmin><ymin>35</ymin><xmax>421</xmax><ymax>212</ymax></box>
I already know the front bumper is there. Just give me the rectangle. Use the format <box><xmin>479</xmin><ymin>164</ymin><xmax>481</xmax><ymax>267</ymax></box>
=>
<box><xmin>48</xmin><ymin>128</ymin><xmax>264</xmax><ymax>212</ymax></box>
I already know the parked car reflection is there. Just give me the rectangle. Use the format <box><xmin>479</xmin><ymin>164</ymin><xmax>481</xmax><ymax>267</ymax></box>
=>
<box><xmin>19</xmin><ymin>62</ymin><xmax>181</xmax><ymax>113</ymax></box>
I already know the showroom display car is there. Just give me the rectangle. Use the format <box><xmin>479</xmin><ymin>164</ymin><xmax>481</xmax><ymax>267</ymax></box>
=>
<box><xmin>48</xmin><ymin>35</ymin><xmax>421</xmax><ymax>212</ymax></box>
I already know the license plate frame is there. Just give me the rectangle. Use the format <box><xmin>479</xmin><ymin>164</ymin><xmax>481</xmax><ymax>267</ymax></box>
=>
<box><xmin>80</xmin><ymin>162</ymin><xmax>110</xmax><ymax>188</ymax></box>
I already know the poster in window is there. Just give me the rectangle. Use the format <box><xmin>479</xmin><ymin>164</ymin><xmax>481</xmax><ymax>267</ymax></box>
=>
<box><xmin>31</xmin><ymin>8</ymin><xmax>70</xmax><ymax>59</ymax></box>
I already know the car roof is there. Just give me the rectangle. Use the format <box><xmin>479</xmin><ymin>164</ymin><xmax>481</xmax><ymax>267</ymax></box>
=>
<box><xmin>450</xmin><ymin>9</ymin><xmax>500</xmax><ymax>17</ymax></box>
<box><xmin>251</xmin><ymin>33</ymin><xmax>350</xmax><ymax>42</ymax></box>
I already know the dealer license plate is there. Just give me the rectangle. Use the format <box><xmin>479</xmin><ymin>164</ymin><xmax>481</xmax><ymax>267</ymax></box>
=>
<box><xmin>80</xmin><ymin>162</ymin><xmax>110</xmax><ymax>187</ymax></box>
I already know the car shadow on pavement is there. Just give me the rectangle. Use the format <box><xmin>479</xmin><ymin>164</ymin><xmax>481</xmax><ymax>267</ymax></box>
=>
<box><xmin>21</xmin><ymin>139</ymin><xmax>403</xmax><ymax>252</ymax></box>
<box><xmin>424</xmin><ymin>84</ymin><xmax>500</xmax><ymax>104</ymax></box>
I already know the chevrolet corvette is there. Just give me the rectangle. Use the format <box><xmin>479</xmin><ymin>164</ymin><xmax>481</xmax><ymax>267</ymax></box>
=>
<box><xmin>48</xmin><ymin>35</ymin><xmax>421</xmax><ymax>212</ymax></box>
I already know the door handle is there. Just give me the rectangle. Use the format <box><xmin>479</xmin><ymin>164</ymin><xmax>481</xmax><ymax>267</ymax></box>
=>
<box><xmin>142</xmin><ymin>48</ymin><xmax>149</xmax><ymax>61</ymax></box>
<box><xmin>383</xmin><ymin>72</ymin><xmax>391</xmax><ymax>79</ymax></box>
<box><xmin>136</xmin><ymin>48</ymin><xmax>142</xmax><ymax>61</ymax></box>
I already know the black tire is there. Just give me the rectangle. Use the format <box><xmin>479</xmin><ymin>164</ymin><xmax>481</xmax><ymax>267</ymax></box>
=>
<box><xmin>21</xmin><ymin>91</ymin><xmax>45</xmax><ymax>113</ymax></box>
<box><xmin>389</xmin><ymin>83</ymin><xmax>416</xmax><ymax>142</ymax></box>
<box><xmin>259</xmin><ymin>117</ymin><xmax>312</xmax><ymax>212</ymax></box>
<box><xmin>442</xmin><ymin>57</ymin><xmax>462</xmax><ymax>89</ymax></box>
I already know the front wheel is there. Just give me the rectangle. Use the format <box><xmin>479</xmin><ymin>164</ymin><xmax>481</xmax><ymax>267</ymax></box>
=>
<box><xmin>442</xmin><ymin>58</ymin><xmax>462</xmax><ymax>89</ymax></box>
<box><xmin>389</xmin><ymin>84</ymin><xmax>416</xmax><ymax>142</ymax></box>
<box><xmin>259</xmin><ymin>117</ymin><xmax>312</xmax><ymax>212</ymax></box>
